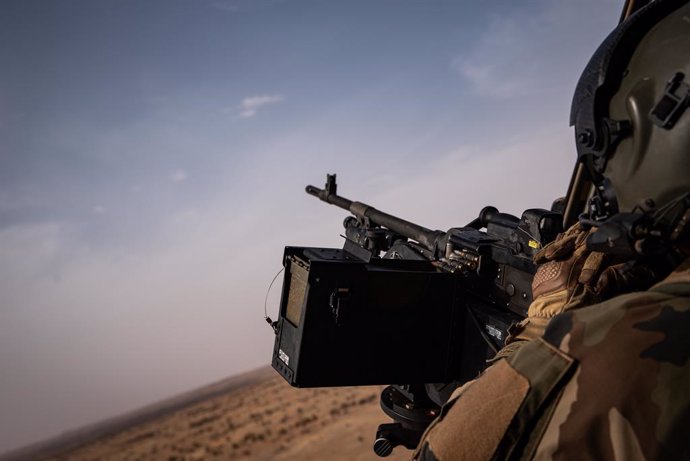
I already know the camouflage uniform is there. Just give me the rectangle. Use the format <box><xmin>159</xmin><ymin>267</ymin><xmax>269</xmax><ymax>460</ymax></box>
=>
<box><xmin>413</xmin><ymin>254</ymin><xmax>690</xmax><ymax>461</ymax></box>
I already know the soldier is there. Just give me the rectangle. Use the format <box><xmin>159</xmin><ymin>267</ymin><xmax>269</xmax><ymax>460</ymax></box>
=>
<box><xmin>414</xmin><ymin>0</ymin><xmax>690</xmax><ymax>459</ymax></box>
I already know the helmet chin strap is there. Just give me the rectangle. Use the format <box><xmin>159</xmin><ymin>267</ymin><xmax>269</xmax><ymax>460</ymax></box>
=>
<box><xmin>584</xmin><ymin>177</ymin><xmax>620</xmax><ymax>222</ymax></box>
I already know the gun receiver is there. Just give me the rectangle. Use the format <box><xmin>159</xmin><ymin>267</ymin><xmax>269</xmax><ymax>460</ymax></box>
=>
<box><xmin>272</xmin><ymin>174</ymin><xmax>562</xmax><ymax>456</ymax></box>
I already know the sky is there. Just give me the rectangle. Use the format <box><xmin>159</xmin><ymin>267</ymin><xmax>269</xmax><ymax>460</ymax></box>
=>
<box><xmin>0</xmin><ymin>0</ymin><xmax>621</xmax><ymax>453</ymax></box>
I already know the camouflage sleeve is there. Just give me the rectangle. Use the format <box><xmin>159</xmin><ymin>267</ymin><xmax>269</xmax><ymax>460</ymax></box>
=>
<box><xmin>412</xmin><ymin>337</ymin><xmax>574</xmax><ymax>461</ymax></box>
<box><xmin>413</xmin><ymin>259</ymin><xmax>690</xmax><ymax>461</ymax></box>
<box><xmin>531</xmin><ymin>274</ymin><xmax>690</xmax><ymax>460</ymax></box>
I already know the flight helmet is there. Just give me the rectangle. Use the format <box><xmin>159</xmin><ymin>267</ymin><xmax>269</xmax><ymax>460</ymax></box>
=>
<box><xmin>570</xmin><ymin>0</ymin><xmax>690</xmax><ymax>255</ymax></box>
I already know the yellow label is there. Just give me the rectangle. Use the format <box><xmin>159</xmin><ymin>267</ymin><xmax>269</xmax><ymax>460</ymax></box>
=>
<box><xmin>528</xmin><ymin>240</ymin><xmax>540</xmax><ymax>249</ymax></box>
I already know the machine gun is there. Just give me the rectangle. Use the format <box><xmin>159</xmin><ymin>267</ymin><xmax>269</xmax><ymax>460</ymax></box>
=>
<box><xmin>270</xmin><ymin>174</ymin><xmax>562</xmax><ymax>456</ymax></box>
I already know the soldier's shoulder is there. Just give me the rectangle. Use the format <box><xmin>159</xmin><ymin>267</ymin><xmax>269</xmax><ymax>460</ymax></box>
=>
<box><xmin>543</xmin><ymin>257</ymin><xmax>690</xmax><ymax>357</ymax></box>
<box><xmin>529</xmin><ymin>258</ymin><xmax>690</xmax><ymax>461</ymax></box>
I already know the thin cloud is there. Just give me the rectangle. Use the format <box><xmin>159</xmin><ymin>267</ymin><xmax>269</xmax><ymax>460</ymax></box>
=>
<box><xmin>369</xmin><ymin>122</ymin><xmax>574</xmax><ymax>228</ymax></box>
<box><xmin>169</xmin><ymin>169</ymin><xmax>188</xmax><ymax>183</ymax></box>
<box><xmin>239</xmin><ymin>94</ymin><xmax>284</xmax><ymax>118</ymax></box>
<box><xmin>211</xmin><ymin>2</ymin><xmax>239</xmax><ymax>13</ymax></box>
<box><xmin>453</xmin><ymin>0</ymin><xmax>618</xmax><ymax>99</ymax></box>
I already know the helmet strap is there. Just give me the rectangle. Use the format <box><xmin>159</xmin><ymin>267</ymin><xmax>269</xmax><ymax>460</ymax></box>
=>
<box><xmin>583</xmin><ymin>193</ymin><xmax>690</xmax><ymax>257</ymax></box>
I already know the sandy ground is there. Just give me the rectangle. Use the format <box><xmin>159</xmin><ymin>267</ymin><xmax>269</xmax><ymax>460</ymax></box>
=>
<box><xmin>8</xmin><ymin>367</ymin><xmax>412</xmax><ymax>461</ymax></box>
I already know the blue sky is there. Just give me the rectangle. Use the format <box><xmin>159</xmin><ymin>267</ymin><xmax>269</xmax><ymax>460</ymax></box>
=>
<box><xmin>0</xmin><ymin>0</ymin><xmax>620</xmax><ymax>452</ymax></box>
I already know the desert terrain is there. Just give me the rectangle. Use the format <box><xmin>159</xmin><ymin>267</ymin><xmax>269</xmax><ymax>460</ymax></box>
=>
<box><xmin>1</xmin><ymin>367</ymin><xmax>411</xmax><ymax>461</ymax></box>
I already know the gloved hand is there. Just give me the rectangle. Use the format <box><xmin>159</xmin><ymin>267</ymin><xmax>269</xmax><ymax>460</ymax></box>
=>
<box><xmin>501</xmin><ymin>222</ymin><xmax>664</xmax><ymax>351</ymax></box>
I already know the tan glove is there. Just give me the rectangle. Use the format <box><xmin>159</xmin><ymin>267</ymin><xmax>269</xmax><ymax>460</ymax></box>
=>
<box><xmin>501</xmin><ymin>222</ymin><xmax>666</xmax><ymax>352</ymax></box>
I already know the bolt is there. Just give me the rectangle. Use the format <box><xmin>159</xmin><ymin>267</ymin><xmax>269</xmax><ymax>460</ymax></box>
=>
<box><xmin>578</xmin><ymin>130</ymin><xmax>593</xmax><ymax>146</ymax></box>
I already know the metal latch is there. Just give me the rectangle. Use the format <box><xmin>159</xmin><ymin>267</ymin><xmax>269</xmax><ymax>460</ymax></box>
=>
<box><xmin>329</xmin><ymin>287</ymin><xmax>351</xmax><ymax>326</ymax></box>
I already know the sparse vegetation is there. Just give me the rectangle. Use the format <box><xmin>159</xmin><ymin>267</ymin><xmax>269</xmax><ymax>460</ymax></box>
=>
<box><xmin>43</xmin><ymin>371</ymin><xmax>409</xmax><ymax>461</ymax></box>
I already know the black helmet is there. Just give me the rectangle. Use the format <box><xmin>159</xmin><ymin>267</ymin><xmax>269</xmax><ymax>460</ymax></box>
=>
<box><xmin>570</xmin><ymin>0</ymin><xmax>690</xmax><ymax>256</ymax></box>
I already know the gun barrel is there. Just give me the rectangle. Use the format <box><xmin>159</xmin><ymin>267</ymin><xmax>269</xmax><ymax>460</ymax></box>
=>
<box><xmin>306</xmin><ymin>176</ymin><xmax>444</xmax><ymax>252</ymax></box>
<box><xmin>305</xmin><ymin>184</ymin><xmax>353</xmax><ymax>210</ymax></box>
